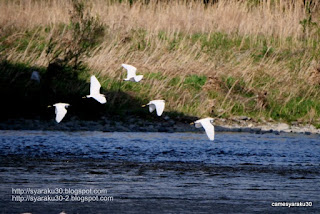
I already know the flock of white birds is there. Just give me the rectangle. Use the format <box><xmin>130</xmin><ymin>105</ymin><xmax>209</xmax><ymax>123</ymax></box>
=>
<box><xmin>46</xmin><ymin>64</ymin><xmax>215</xmax><ymax>141</ymax></box>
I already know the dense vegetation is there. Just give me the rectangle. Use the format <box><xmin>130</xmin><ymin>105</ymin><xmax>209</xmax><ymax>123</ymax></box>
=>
<box><xmin>0</xmin><ymin>0</ymin><xmax>320</xmax><ymax>127</ymax></box>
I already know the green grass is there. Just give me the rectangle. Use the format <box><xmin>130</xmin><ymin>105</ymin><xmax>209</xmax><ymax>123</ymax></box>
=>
<box><xmin>145</xmin><ymin>72</ymin><xmax>166</xmax><ymax>80</ymax></box>
<box><xmin>268</xmin><ymin>97</ymin><xmax>320</xmax><ymax>122</ymax></box>
<box><xmin>1</xmin><ymin>21</ymin><xmax>320</xmax><ymax>125</ymax></box>
<box><xmin>169</xmin><ymin>76</ymin><xmax>181</xmax><ymax>87</ymax></box>
<box><xmin>183</xmin><ymin>74</ymin><xmax>207</xmax><ymax>92</ymax></box>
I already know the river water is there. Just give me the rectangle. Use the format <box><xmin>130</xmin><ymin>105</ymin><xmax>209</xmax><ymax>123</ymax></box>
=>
<box><xmin>0</xmin><ymin>130</ymin><xmax>319</xmax><ymax>213</ymax></box>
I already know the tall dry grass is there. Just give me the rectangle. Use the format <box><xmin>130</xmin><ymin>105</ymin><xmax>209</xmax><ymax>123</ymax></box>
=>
<box><xmin>0</xmin><ymin>0</ymin><xmax>312</xmax><ymax>36</ymax></box>
<box><xmin>1</xmin><ymin>0</ymin><xmax>320</xmax><ymax>120</ymax></box>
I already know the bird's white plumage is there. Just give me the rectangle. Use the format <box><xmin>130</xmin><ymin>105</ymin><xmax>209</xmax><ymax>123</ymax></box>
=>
<box><xmin>149</xmin><ymin>104</ymin><xmax>156</xmax><ymax>113</ymax></box>
<box><xmin>90</xmin><ymin>75</ymin><xmax>101</xmax><ymax>95</ymax></box>
<box><xmin>86</xmin><ymin>75</ymin><xmax>106</xmax><ymax>104</ymax></box>
<box><xmin>53</xmin><ymin>103</ymin><xmax>70</xmax><ymax>123</ymax></box>
<box><xmin>132</xmin><ymin>75</ymin><xmax>143</xmax><ymax>82</ymax></box>
<box><xmin>193</xmin><ymin>117</ymin><xmax>215</xmax><ymax>141</ymax></box>
<box><xmin>122</xmin><ymin>64</ymin><xmax>143</xmax><ymax>82</ymax></box>
<box><xmin>122</xmin><ymin>64</ymin><xmax>137</xmax><ymax>78</ymax></box>
<box><xmin>92</xmin><ymin>94</ymin><xmax>107</xmax><ymax>104</ymax></box>
<box><xmin>195</xmin><ymin>123</ymin><xmax>202</xmax><ymax>128</ymax></box>
<box><xmin>146</xmin><ymin>100</ymin><xmax>165</xmax><ymax>116</ymax></box>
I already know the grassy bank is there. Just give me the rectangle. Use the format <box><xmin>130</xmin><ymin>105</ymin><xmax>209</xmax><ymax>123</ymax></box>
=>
<box><xmin>1</xmin><ymin>0</ymin><xmax>320</xmax><ymax>127</ymax></box>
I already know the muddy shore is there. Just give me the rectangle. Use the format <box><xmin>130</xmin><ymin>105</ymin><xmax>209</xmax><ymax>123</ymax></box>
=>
<box><xmin>0</xmin><ymin>116</ymin><xmax>319</xmax><ymax>135</ymax></box>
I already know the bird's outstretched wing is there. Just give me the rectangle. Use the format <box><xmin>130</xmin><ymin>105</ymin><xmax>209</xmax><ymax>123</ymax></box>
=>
<box><xmin>155</xmin><ymin>101</ymin><xmax>165</xmax><ymax>116</ymax></box>
<box><xmin>55</xmin><ymin>105</ymin><xmax>68</xmax><ymax>123</ymax></box>
<box><xmin>201</xmin><ymin>119</ymin><xmax>215</xmax><ymax>141</ymax></box>
<box><xmin>149</xmin><ymin>104</ymin><xmax>156</xmax><ymax>113</ymax></box>
<box><xmin>195</xmin><ymin>122</ymin><xmax>202</xmax><ymax>128</ymax></box>
<box><xmin>92</xmin><ymin>94</ymin><xmax>107</xmax><ymax>104</ymax></box>
<box><xmin>90</xmin><ymin>75</ymin><xmax>102</xmax><ymax>95</ymax></box>
<box><xmin>133</xmin><ymin>75</ymin><xmax>143</xmax><ymax>82</ymax></box>
<box><xmin>122</xmin><ymin>64</ymin><xmax>137</xmax><ymax>79</ymax></box>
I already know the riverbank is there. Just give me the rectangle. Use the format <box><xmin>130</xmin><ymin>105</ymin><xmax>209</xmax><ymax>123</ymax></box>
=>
<box><xmin>0</xmin><ymin>116</ymin><xmax>319</xmax><ymax>135</ymax></box>
<box><xmin>1</xmin><ymin>1</ymin><xmax>320</xmax><ymax>131</ymax></box>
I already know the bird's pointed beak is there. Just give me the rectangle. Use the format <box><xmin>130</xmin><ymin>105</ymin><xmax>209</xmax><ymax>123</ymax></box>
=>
<box><xmin>82</xmin><ymin>96</ymin><xmax>86</xmax><ymax>98</ymax></box>
<box><xmin>47</xmin><ymin>105</ymin><xmax>52</xmax><ymax>108</ymax></box>
<box><xmin>190</xmin><ymin>122</ymin><xmax>194</xmax><ymax>125</ymax></box>
<box><xmin>141</xmin><ymin>105</ymin><xmax>146</xmax><ymax>107</ymax></box>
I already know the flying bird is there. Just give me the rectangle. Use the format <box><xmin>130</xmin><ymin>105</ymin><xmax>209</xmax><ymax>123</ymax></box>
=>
<box><xmin>30</xmin><ymin>71</ymin><xmax>41</xmax><ymax>83</ymax></box>
<box><xmin>142</xmin><ymin>100</ymin><xmax>165</xmax><ymax>116</ymax></box>
<box><xmin>191</xmin><ymin>117</ymin><xmax>215</xmax><ymax>141</ymax></box>
<box><xmin>84</xmin><ymin>75</ymin><xmax>106</xmax><ymax>104</ymax></box>
<box><xmin>122</xmin><ymin>64</ymin><xmax>143</xmax><ymax>82</ymax></box>
<box><xmin>48</xmin><ymin>103</ymin><xmax>70</xmax><ymax>123</ymax></box>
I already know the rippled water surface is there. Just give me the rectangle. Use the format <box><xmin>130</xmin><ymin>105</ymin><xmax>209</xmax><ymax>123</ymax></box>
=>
<box><xmin>0</xmin><ymin>130</ymin><xmax>319</xmax><ymax>213</ymax></box>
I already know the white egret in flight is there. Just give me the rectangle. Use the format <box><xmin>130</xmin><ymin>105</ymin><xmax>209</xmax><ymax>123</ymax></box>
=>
<box><xmin>30</xmin><ymin>71</ymin><xmax>40</xmax><ymax>83</ymax></box>
<box><xmin>191</xmin><ymin>117</ymin><xmax>215</xmax><ymax>141</ymax></box>
<box><xmin>84</xmin><ymin>75</ymin><xmax>106</xmax><ymax>104</ymax></box>
<box><xmin>48</xmin><ymin>103</ymin><xmax>70</xmax><ymax>123</ymax></box>
<box><xmin>122</xmin><ymin>64</ymin><xmax>143</xmax><ymax>82</ymax></box>
<box><xmin>142</xmin><ymin>100</ymin><xmax>165</xmax><ymax>116</ymax></box>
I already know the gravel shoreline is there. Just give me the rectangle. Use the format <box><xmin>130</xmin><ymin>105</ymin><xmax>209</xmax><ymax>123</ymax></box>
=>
<box><xmin>0</xmin><ymin>116</ymin><xmax>319</xmax><ymax>135</ymax></box>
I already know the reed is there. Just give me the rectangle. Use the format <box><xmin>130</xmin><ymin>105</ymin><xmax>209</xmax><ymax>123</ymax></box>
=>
<box><xmin>1</xmin><ymin>0</ymin><xmax>320</xmax><ymax>125</ymax></box>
